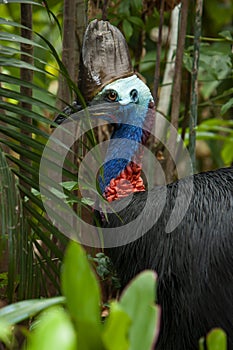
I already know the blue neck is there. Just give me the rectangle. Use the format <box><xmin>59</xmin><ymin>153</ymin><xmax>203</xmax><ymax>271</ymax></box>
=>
<box><xmin>99</xmin><ymin>105</ymin><xmax>153</xmax><ymax>193</ymax></box>
<box><xmin>95</xmin><ymin>75</ymin><xmax>154</xmax><ymax>194</ymax></box>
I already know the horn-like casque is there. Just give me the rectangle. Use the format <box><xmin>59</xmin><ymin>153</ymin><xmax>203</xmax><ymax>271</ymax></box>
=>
<box><xmin>78</xmin><ymin>19</ymin><xmax>134</xmax><ymax>102</ymax></box>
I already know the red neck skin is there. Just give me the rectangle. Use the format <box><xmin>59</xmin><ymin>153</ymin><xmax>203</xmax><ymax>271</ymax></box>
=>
<box><xmin>103</xmin><ymin>152</ymin><xmax>145</xmax><ymax>203</ymax></box>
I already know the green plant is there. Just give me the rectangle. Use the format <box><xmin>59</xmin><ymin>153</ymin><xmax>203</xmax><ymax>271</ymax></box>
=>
<box><xmin>0</xmin><ymin>242</ymin><xmax>160</xmax><ymax>350</ymax></box>
<box><xmin>199</xmin><ymin>328</ymin><xmax>227</xmax><ymax>350</ymax></box>
<box><xmin>0</xmin><ymin>2</ymin><xmax>79</xmax><ymax>301</ymax></box>
<box><xmin>0</xmin><ymin>242</ymin><xmax>228</xmax><ymax>349</ymax></box>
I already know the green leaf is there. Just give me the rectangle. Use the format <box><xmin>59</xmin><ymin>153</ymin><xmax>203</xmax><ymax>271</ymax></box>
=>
<box><xmin>128</xmin><ymin>16</ymin><xmax>144</xmax><ymax>27</ymax></box>
<box><xmin>0</xmin><ymin>31</ymin><xmax>45</xmax><ymax>49</ymax></box>
<box><xmin>0</xmin><ymin>148</ymin><xmax>22</xmax><ymax>301</ymax></box>
<box><xmin>195</xmin><ymin>131</ymin><xmax>229</xmax><ymax>141</ymax></box>
<box><xmin>131</xmin><ymin>0</ymin><xmax>143</xmax><ymax>12</ymax></box>
<box><xmin>122</xmin><ymin>19</ymin><xmax>133</xmax><ymax>41</ymax></box>
<box><xmin>119</xmin><ymin>271</ymin><xmax>159</xmax><ymax>350</ymax></box>
<box><xmin>199</xmin><ymin>52</ymin><xmax>232</xmax><ymax>99</ymax></box>
<box><xmin>0</xmin><ymin>320</ymin><xmax>12</xmax><ymax>348</ymax></box>
<box><xmin>61</xmin><ymin>181</ymin><xmax>79</xmax><ymax>191</ymax></box>
<box><xmin>26</xmin><ymin>306</ymin><xmax>78</xmax><ymax>350</ymax></box>
<box><xmin>118</xmin><ymin>0</ymin><xmax>130</xmax><ymax>16</ymax></box>
<box><xmin>219</xmin><ymin>30</ymin><xmax>233</xmax><ymax>41</ymax></box>
<box><xmin>221</xmin><ymin>139</ymin><xmax>233</xmax><ymax>165</ymax></box>
<box><xmin>199</xmin><ymin>336</ymin><xmax>205</xmax><ymax>350</ymax></box>
<box><xmin>221</xmin><ymin>97</ymin><xmax>233</xmax><ymax>115</ymax></box>
<box><xmin>0</xmin><ymin>73</ymin><xmax>57</xmax><ymax>101</ymax></box>
<box><xmin>0</xmin><ymin>0</ymin><xmax>40</xmax><ymax>4</ymax></box>
<box><xmin>206</xmin><ymin>328</ymin><xmax>227</xmax><ymax>350</ymax></box>
<box><xmin>0</xmin><ymin>17</ymin><xmax>28</xmax><ymax>29</ymax></box>
<box><xmin>0</xmin><ymin>297</ymin><xmax>65</xmax><ymax>325</ymax></box>
<box><xmin>102</xmin><ymin>301</ymin><xmax>131</xmax><ymax>350</ymax></box>
<box><xmin>0</xmin><ymin>87</ymin><xmax>58</xmax><ymax>113</ymax></box>
<box><xmin>81</xmin><ymin>197</ymin><xmax>95</xmax><ymax>206</ymax></box>
<box><xmin>61</xmin><ymin>242</ymin><xmax>103</xmax><ymax>350</ymax></box>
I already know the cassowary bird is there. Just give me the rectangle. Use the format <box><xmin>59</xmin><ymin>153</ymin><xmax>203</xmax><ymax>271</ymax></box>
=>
<box><xmin>55</xmin><ymin>20</ymin><xmax>233</xmax><ymax>350</ymax></box>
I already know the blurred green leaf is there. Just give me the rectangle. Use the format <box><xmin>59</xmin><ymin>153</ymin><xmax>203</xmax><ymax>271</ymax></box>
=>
<box><xmin>206</xmin><ymin>328</ymin><xmax>227</xmax><ymax>350</ymax></box>
<box><xmin>119</xmin><ymin>270</ymin><xmax>159</xmax><ymax>350</ymax></box>
<box><xmin>219</xmin><ymin>30</ymin><xmax>233</xmax><ymax>41</ymax></box>
<box><xmin>0</xmin><ymin>0</ymin><xmax>40</xmax><ymax>4</ymax></box>
<box><xmin>26</xmin><ymin>306</ymin><xmax>77</xmax><ymax>350</ymax></box>
<box><xmin>0</xmin><ymin>17</ymin><xmax>28</xmax><ymax>28</ymax></box>
<box><xmin>221</xmin><ymin>139</ymin><xmax>233</xmax><ymax>165</ymax></box>
<box><xmin>102</xmin><ymin>301</ymin><xmax>131</xmax><ymax>350</ymax></box>
<box><xmin>199</xmin><ymin>53</ymin><xmax>231</xmax><ymax>99</ymax></box>
<box><xmin>0</xmin><ymin>297</ymin><xmax>65</xmax><ymax>325</ymax></box>
<box><xmin>221</xmin><ymin>98</ymin><xmax>233</xmax><ymax>115</ymax></box>
<box><xmin>199</xmin><ymin>336</ymin><xmax>205</xmax><ymax>350</ymax></box>
<box><xmin>61</xmin><ymin>242</ymin><xmax>103</xmax><ymax>350</ymax></box>
<box><xmin>131</xmin><ymin>0</ymin><xmax>143</xmax><ymax>12</ymax></box>
<box><xmin>0</xmin><ymin>320</ymin><xmax>13</xmax><ymax>348</ymax></box>
<box><xmin>0</xmin><ymin>148</ymin><xmax>22</xmax><ymax>301</ymax></box>
<box><xmin>184</xmin><ymin>42</ymin><xmax>232</xmax><ymax>99</ymax></box>
<box><xmin>118</xmin><ymin>0</ymin><xmax>130</xmax><ymax>16</ymax></box>
<box><xmin>128</xmin><ymin>16</ymin><xmax>144</xmax><ymax>27</ymax></box>
<box><xmin>0</xmin><ymin>31</ymin><xmax>45</xmax><ymax>48</ymax></box>
<box><xmin>122</xmin><ymin>19</ymin><xmax>133</xmax><ymax>41</ymax></box>
<box><xmin>61</xmin><ymin>181</ymin><xmax>79</xmax><ymax>191</ymax></box>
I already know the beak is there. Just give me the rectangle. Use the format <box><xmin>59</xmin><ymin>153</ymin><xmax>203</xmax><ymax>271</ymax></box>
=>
<box><xmin>51</xmin><ymin>113</ymin><xmax>67</xmax><ymax>127</ymax></box>
<box><xmin>51</xmin><ymin>102</ymin><xmax>83</xmax><ymax>128</ymax></box>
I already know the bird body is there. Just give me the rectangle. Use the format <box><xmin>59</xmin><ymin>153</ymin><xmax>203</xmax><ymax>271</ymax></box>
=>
<box><xmin>55</xmin><ymin>19</ymin><xmax>233</xmax><ymax>350</ymax></box>
<box><xmin>87</xmin><ymin>30</ymin><xmax>233</xmax><ymax>350</ymax></box>
<box><xmin>103</xmin><ymin>166</ymin><xmax>233</xmax><ymax>350</ymax></box>
<box><xmin>93</xmin><ymin>74</ymin><xmax>233</xmax><ymax>349</ymax></box>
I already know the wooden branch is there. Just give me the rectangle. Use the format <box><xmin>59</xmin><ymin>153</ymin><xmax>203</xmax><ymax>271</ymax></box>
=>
<box><xmin>56</xmin><ymin>0</ymin><xmax>76</xmax><ymax>109</ymax></box>
<box><xmin>189</xmin><ymin>0</ymin><xmax>203</xmax><ymax>172</ymax></box>
<box><xmin>75</xmin><ymin>0</ymin><xmax>88</xmax><ymax>84</ymax></box>
<box><xmin>165</xmin><ymin>0</ymin><xmax>188</xmax><ymax>183</ymax></box>
<box><xmin>153</xmin><ymin>0</ymin><xmax>165</xmax><ymax>107</ymax></box>
<box><xmin>102</xmin><ymin>0</ymin><xmax>109</xmax><ymax>20</ymax></box>
<box><xmin>157</xmin><ymin>5</ymin><xmax>179</xmax><ymax>116</ymax></box>
<box><xmin>154</xmin><ymin>5</ymin><xmax>179</xmax><ymax>147</ymax></box>
<box><xmin>56</xmin><ymin>0</ymin><xmax>87</xmax><ymax>110</ymax></box>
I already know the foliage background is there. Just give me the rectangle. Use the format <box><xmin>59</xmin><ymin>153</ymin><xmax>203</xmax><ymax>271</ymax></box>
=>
<box><xmin>0</xmin><ymin>0</ymin><xmax>232</xmax><ymax>322</ymax></box>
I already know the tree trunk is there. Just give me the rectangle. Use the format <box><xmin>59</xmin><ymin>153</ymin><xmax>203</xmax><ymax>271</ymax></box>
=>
<box><xmin>165</xmin><ymin>0</ymin><xmax>188</xmax><ymax>183</ymax></box>
<box><xmin>56</xmin><ymin>0</ymin><xmax>88</xmax><ymax>109</ymax></box>
<box><xmin>189</xmin><ymin>0</ymin><xmax>203</xmax><ymax>172</ymax></box>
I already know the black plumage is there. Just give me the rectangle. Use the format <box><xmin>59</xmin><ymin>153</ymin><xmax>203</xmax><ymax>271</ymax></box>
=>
<box><xmin>53</xmin><ymin>19</ymin><xmax>233</xmax><ymax>350</ymax></box>
<box><xmin>104</xmin><ymin>166</ymin><xmax>233</xmax><ymax>350</ymax></box>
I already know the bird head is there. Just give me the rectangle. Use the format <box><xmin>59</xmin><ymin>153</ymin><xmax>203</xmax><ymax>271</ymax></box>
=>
<box><xmin>54</xmin><ymin>19</ymin><xmax>155</xmax><ymax>201</ymax></box>
<box><xmin>91</xmin><ymin>74</ymin><xmax>153</xmax><ymax>109</ymax></box>
<box><xmin>79</xmin><ymin>20</ymin><xmax>155</xmax><ymax>200</ymax></box>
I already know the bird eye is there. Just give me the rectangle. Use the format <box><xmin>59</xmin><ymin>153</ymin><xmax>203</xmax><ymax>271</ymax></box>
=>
<box><xmin>130</xmin><ymin>89</ymin><xmax>139</xmax><ymax>103</ymax></box>
<box><xmin>106</xmin><ymin>90</ymin><xmax>118</xmax><ymax>102</ymax></box>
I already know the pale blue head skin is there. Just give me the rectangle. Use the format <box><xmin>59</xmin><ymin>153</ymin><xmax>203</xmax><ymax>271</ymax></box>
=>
<box><xmin>92</xmin><ymin>75</ymin><xmax>154</xmax><ymax>193</ymax></box>
<box><xmin>93</xmin><ymin>74</ymin><xmax>153</xmax><ymax>107</ymax></box>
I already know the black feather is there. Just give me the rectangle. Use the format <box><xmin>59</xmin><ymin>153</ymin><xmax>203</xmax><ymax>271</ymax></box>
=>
<box><xmin>103</xmin><ymin>166</ymin><xmax>233</xmax><ymax>350</ymax></box>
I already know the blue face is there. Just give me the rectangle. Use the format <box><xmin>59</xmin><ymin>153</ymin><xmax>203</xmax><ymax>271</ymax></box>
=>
<box><xmin>92</xmin><ymin>75</ymin><xmax>154</xmax><ymax>193</ymax></box>
<box><xmin>92</xmin><ymin>74</ymin><xmax>153</xmax><ymax>107</ymax></box>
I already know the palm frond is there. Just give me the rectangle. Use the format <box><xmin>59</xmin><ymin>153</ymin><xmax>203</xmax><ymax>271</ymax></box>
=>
<box><xmin>0</xmin><ymin>3</ymin><xmax>83</xmax><ymax>300</ymax></box>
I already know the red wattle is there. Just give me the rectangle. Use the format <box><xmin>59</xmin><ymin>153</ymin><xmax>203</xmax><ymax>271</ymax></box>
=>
<box><xmin>104</xmin><ymin>161</ymin><xmax>145</xmax><ymax>202</ymax></box>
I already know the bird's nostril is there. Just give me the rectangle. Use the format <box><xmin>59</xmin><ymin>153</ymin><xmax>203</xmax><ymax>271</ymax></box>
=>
<box><xmin>130</xmin><ymin>89</ymin><xmax>139</xmax><ymax>103</ymax></box>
